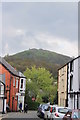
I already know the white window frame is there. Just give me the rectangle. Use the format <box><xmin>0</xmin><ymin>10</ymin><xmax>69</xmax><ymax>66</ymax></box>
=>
<box><xmin>13</xmin><ymin>77</ymin><xmax>15</xmax><ymax>87</ymax></box>
<box><xmin>16</xmin><ymin>79</ymin><xmax>18</xmax><ymax>88</ymax></box>
<box><xmin>20</xmin><ymin>79</ymin><xmax>23</xmax><ymax>89</ymax></box>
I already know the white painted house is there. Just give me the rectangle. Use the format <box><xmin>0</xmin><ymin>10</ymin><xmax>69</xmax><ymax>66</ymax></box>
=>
<box><xmin>0</xmin><ymin>74</ymin><xmax>6</xmax><ymax>114</ymax></box>
<box><xmin>67</xmin><ymin>56</ymin><xmax>80</xmax><ymax>109</ymax></box>
<box><xmin>18</xmin><ymin>72</ymin><xmax>26</xmax><ymax>111</ymax></box>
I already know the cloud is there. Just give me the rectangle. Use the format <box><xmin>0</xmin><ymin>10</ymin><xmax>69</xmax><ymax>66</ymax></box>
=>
<box><xmin>3</xmin><ymin>26</ymin><xmax>26</xmax><ymax>37</ymax></box>
<box><xmin>2</xmin><ymin>2</ymin><xmax>78</xmax><ymax>40</ymax></box>
<box><xmin>2</xmin><ymin>29</ymin><xmax>78</xmax><ymax>57</ymax></box>
<box><xmin>2</xmin><ymin>2</ymin><xmax>78</xmax><ymax>57</ymax></box>
<box><xmin>2</xmin><ymin>0</ymin><xmax>79</xmax><ymax>2</ymax></box>
<box><xmin>0</xmin><ymin>3</ymin><xmax>2</xmax><ymax>56</ymax></box>
<box><xmin>34</xmin><ymin>33</ymin><xmax>78</xmax><ymax>57</ymax></box>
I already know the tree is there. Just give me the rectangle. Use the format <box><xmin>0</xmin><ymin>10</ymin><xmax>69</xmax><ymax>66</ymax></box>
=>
<box><xmin>24</xmin><ymin>66</ymin><xmax>57</xmax><ymax>105</ymax></box>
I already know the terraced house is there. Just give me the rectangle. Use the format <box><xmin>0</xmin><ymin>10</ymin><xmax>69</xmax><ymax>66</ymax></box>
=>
<box><xmin>0</xmin><ymin>68</ymin><xmax>6</xmax><ymax>113</ymax></box>
<box><xmin>58</xmin><ymin>64</ymin><xmax>68</xmax><ymax>107</ymax></box>
<box><xmin>18</xmin><ymin>72</ymin><xmax>26</xmax><ymax>111</ymax></box>
<box><xmin>58</xmin><ymin>56</ymin><xmax>80</xmax><ymax>109</ymax></box>
<box><xmin>68</xmin><ymin>56</ymin><xmax>80</xmax><ymax>109</ymax></box>
<box><xmin>0</xmin><ymin>57</ymin><xmax>20</xmax><ymax>113</ymax></box>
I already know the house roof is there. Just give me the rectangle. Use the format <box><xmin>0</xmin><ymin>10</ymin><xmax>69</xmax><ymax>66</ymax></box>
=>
<box><xmin>18</xmin><ymin>72</ymin><xmax>26</xmax><ymax>78</ymax></box>
<box><xmin>58</xmin><ymin>55</ymin><xmax>80</xmax><ymax>71</ymax></box>
<box><xmin>0</xmin><ymin>57</ymin><xmax>19</xmax><ymax>77</ymax></box>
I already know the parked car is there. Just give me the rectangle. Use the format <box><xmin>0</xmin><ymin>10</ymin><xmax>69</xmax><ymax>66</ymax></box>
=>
<box><xmin>50</xmin><ymin>106</ymin><xmax>71</xmax><ymax>120</ymax></box>
<box><xmin>44</xmin><ymin>105</ymin><xmax>53</xmax><ymax>120</ymax></box>
<box><xmin>37</xmin><ymin>104</ymin><xmax>49</xmax><ymax>118</ymax></box>
<box><xmin>63</xmin><ymin>109</ymin><xmax>80</xmax><ymax>120</ymax></box>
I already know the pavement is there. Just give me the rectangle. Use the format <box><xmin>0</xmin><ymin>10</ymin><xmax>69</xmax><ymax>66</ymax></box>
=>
<box><xmin>0</xmin><ymin>113</ymin><xmax>5</xmax><ymax>120</ymax></box>
<box><xmin>0</xmin><ymin>113</ymin><xmax>7</xmax><ymax>120</ymax></box>
<box><xmin>0</xmin><ymin>111</ymin><xmax>42</xmax><ymax>120</ymax></box>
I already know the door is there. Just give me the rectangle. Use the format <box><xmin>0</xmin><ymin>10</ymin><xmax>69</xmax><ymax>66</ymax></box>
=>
<box><xmin>0</xmin><ymin>99</ymin><xmax>3</xmax><ymax>113</ymax></box>
<box><xmin>12</xmin><ymin>97</ymin><xmax>15</xmax><ymax>111</ymax></box>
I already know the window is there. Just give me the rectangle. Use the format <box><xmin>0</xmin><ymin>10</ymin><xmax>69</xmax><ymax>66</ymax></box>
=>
<box><xmin>70</xmin><ymin>94</ymin><xmax>73</xmax><ymax>98</ymax></box>
<box><xmin>58</xmin><ymin>108</ymin><xmax>68</xmax><ymax>114</ymax></box>
<box><xmin>13</xmin><ymin>77</ymin><xmax>15</xmax><ymax>87</ymax></box>
<box><xmin>16</xmin><ymin>80</ymin><xmax>18</xmax><ymax>88</ymax></box>
<box><xmin>70</xmin><ymin>76</ymin><xmax>73</xmax><ymax>91</ymax></box>
<box><xmin>0</xmin><ymin>82</ymin><xmax>4</xmax><ymax>95</ymax></box>
<box><xmin>0</xmin><ymin>74</ymin><xmax>5</xmax><ymax>84</ymax></box>
<box><xmin>0</xmin><ymin>83</ymin><xmax>1</xmax><ymax>95</ymax></box>
<box><xmin>79</xmin><ymin>77</ymin><xmax>80</xmax><ymax>91</ymax></box>
<box><xmin>21</xmin><ymin>79</ymin><xmax>23</xmax><ymax>88</ymax></box>
<box><xmin>70</xmin><ymin>60</ymin><xmax>74</xmax><ymax>72</ymax></box>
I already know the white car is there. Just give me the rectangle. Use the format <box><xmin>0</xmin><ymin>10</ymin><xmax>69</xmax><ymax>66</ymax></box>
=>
<box><xmin>44</xmin><ymin>105</ymin><xmax>53</xmax><ymax>120</ymax></box>
<box><xmin>50</xmin><ymin>106</ymin><xmax>71</xmax><ymax>120</ymax></box>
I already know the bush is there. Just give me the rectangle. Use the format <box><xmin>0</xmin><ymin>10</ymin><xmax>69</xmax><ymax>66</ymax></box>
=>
<box><xmin>25</xmin><ymin>96</ymin><xmax>40</xmax><ymax>110</ymax></box>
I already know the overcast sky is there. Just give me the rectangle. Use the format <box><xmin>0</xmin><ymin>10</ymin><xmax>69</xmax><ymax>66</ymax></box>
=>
<box><xmin>1</xmin><ymin>2</ymin><xmax>78</xmax><ymax>57</ymax></box>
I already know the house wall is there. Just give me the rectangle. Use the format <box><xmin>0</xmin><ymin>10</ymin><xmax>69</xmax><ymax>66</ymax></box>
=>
<box><xmin>68</xmin><ymin>57</ymin><xmax>80</xmax><ymax>109</ymax></box>
<box><xmin>0</xmin><ymin>64</ymin><xmax>7</xmax><ymax>113</ymax></box>
<box><xmin>19</xmin><ymin>77</ymin><xmax>26</xmax><ymax>93</ymax></box>
<box><xmin>18</xmin><ymin>75</ymin><xmax>26</xmax><ymax>111</ymax></box>
<box><xmin>0</xmin><ymin>64</ymin><xmax>20</xmax><ymax>111</ymax></box>
<box><xmin>58</xmin><ymin>65</ymin><xmax>67</xmax><ymax>107</ymax></box>
<box><xmin>78</xmin><ymin>58</ymin><xmax>80</xmax><ymax>108</ymax></box>
<box><xmin>18</xmin><ymin>96</ymin><xmax>24</xmax><ymax>111</ymax></box>
<box><xmin>0</xmin><ymin>99</ymin><xmax>3</xmax><ymax>113</ymax></box>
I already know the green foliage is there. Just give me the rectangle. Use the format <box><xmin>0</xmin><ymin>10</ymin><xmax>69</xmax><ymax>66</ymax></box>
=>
<box><xmin>4</xmin><ymin>48</ymin><xmax>71</xmax><ymax>78</ymax></box>
<box><xmin>4</xmin><ymin>49</ymin><xmax>71</xmax><ymax>109</ymax></box>
<box><xmin>25</xmin><ymin>96</ymin><xmax>40</xmax><ymax>110</ymax></box>
<box><xmin>24</xmin><ymin>66</ymin><xmax>57</xmax><ymax>105</ymax></box>
<box><xmin>36</xmin><ymin>94</ymin><xmax>42</xmax><ymax>103</ymax></box>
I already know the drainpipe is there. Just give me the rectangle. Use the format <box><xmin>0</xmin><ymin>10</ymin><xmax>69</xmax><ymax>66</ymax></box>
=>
<box><xmin>2</xmin><ymin>98</ymin><xmax>5</xmax><ymax>114</ymax></box>
<box><xmin>74</xmin><ymin>92</ymin><xmax>75</xmax><ymax>109</ymax></box>
<box><xmin>2</xmin><ymin>84</ymin><xmax>5</xmax><ymax>114</ymax></box>
<box><xmin>66</xmin><ymin>65</ymin><xmax>68</xmax><ymax>107</ymax></box>
<box><xmin>77</xmin><ymin>92</ymin><xmax>78</xmax><ymax>109</ymax></box>
<box><xmin>9</xmin><ymin>76</ymin><xmax>12</xmax><ymax>107</ymax></box>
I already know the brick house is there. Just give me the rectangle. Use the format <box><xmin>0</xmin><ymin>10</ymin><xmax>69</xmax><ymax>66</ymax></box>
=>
<box><xmin>0</xmin><ymin>57</ymin><xmax>20</xmax><ymax>112</ymax></box>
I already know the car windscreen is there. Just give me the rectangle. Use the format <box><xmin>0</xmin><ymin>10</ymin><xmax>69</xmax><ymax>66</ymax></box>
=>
<box><xmin>58</xmin><ymin>108</ymin><xmax>68</xmax><ymax>114</ymax></box>
<box><xmin>42</xmin><ymin>105</ymin><xmax>49</xmax><ymax>110</ymax></box>
<box><xmin>39</xmin><ymin>104</ymin><xmax>42</xmax><ymax>108</ymax></box>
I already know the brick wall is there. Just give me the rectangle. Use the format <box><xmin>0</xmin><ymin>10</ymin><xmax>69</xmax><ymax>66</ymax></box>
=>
<box><xmin>0</xmin><ymin>64</ymin><xmax>20</xmax><ymax>111</ymax></box>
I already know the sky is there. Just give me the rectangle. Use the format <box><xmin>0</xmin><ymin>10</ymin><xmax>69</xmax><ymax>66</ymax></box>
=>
<box><xmin>0</xmin><ymin>1</ymin><xmax>79</xmax><ymax>57</ymax></box>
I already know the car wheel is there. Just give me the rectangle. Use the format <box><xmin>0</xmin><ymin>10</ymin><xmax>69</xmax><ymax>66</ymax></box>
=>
<box><xmin>46</xmin><ymin>116</ymin><xmax>49</xmax><ymax>120</ymax></box>
<box><xmin>50</xmin><ymin>118</ymin><xmax>54</xmax><ymax>120</ymax></box>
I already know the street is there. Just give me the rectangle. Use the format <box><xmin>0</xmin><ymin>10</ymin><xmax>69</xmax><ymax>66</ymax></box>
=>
<box><xmin>0</xmin><ymin>111</ymin><xmax>42</xmax><ymax>120</ymax></box>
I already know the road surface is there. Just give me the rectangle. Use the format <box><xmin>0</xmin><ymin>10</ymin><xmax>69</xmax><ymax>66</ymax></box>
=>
<box><xmin>0</xmin><ymin>111</ymin><xmax>42</xmax><ymax>120</ymax></box>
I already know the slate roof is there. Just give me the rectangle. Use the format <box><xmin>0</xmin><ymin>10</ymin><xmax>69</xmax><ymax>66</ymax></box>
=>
<box><xmin>58</xmin><ymin>55</ymin><xmax>80</xmax><ymax>70</ymax></box>
<box><xmin>0</xmin><ymin>57</ymin><xmax>19</xmax><ymax>77</ymax></box>
<box><xmin>18</xmin><ymin>72</ymin><xmax>26</xmax><ymax>78</ymax></box>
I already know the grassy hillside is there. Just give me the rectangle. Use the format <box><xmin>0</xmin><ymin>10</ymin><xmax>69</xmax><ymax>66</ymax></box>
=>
<box><xmin>4</xmin><ymin>48</ymin><xmax>71</xmax><ymax>78</ymax></box>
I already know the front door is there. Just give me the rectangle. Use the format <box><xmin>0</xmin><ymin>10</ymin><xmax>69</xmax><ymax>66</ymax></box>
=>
<box><xmin>12</xmin><ymin>97</ymin><xmax>14</xmax><ymax>111</ymax></box>
<box><xmin>0</xmin><ymin>99</ymin><xmax>3</xmax><ymax>113</ymax></box>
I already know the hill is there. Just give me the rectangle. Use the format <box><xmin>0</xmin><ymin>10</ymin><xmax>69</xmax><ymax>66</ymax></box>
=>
<box><xmin>4</xmin><ymin>49</ymin><xmax>71</xmax><ymax>78</ymax></box>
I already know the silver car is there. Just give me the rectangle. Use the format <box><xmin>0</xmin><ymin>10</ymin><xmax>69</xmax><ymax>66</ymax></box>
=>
<box><xmin>50</xmin><ymin>106</ymin><xmax>71</xmax><ymax>120</ymax></box>
<box><xmin>44</xmin><ymin>105</ymin><xmax>53</xmax><ymax>120</ymax></box>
